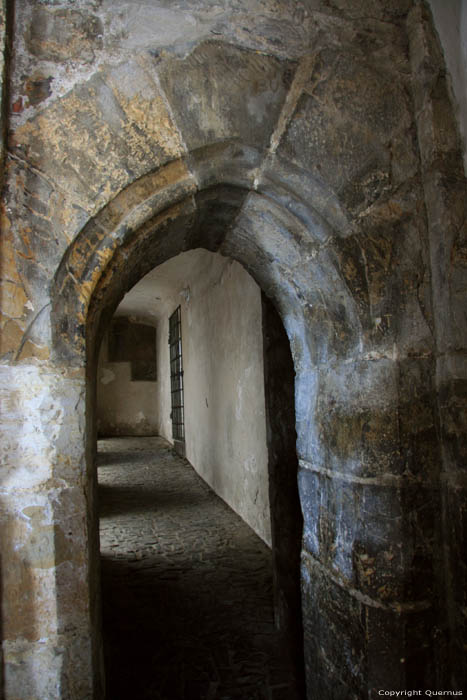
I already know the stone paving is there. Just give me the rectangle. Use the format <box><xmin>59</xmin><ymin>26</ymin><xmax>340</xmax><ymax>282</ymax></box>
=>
<box><xmin>98</xmin><ymin>436</ymin><xmax>304</xmax><ymax>700</ymax></box>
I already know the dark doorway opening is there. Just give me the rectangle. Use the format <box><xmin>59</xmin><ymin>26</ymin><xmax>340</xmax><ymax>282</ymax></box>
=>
<box><xmin>96</xmin><ymin>266</ymin><xmax>304</xmax><ymax>699</ymax></box>
<box><xmin>262</xmin><ymin>293</ymin><xmax>304</xmax><ymax>686</ymax></box>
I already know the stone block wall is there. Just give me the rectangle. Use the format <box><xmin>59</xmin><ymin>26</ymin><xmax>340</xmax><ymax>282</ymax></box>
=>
<box><xmin>0</xmin><ymin>1</ymin><xmax>466</xmax><ymax>697</ymax></box>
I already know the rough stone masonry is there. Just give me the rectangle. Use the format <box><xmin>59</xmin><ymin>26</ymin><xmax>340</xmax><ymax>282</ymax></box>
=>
<box><xmin>0</xmin><ymin>1</ymin><xmax>466</xmax><ymax>698</ymax></box>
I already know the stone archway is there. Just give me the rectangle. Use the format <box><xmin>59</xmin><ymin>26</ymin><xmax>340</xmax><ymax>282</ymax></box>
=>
<box><xmin>4</xmin><ymin>6</ymin><xmax>465</xmax><ymax>695</ymax></box>
<box><xmin>50</xmin><ymin>159</ymin><xmax>331</xmax><ymax>697</ymax></box>
<box><xmin>49</xmin><ymin>135</ymin><xmax>438</xmax><ymax>695</ymax></box>
<box><xmin>94</xmin><ymin>243</ymin><xmax>306</xmax><ymax>698</ymax></box>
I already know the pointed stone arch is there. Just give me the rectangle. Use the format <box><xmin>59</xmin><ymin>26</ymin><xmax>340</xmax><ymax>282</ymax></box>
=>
<box><xmin>50</xmin><ymin>146</ymin><xmax>333</xmax><ymax>698</ymax></box>
<box><xmin>4</xmin><ymin>11</ymin><xmax>463</xmax><ymax>694</ymax></box>
<box><xmin>49</xmin><ymin>126</ymin><xmax>438</xmax><ymax>695</ymax></box>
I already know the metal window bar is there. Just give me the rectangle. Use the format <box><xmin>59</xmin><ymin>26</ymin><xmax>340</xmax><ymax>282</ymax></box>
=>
<box><xmin>169</xmin><ymin>306</ymin><xmax>185</xmax><ymax>442</ymax></box>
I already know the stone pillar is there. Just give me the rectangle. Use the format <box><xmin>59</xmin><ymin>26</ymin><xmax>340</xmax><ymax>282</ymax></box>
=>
<box><xmin>408</xmin><ymin>1</ymin><xmax>467</xmax><ymax>687</ymax></box>
<box><xmin>0</xmin><ymin>364</ymin><xmax>98</xmax><ymax>699</ymax></box>
<box><xmin>296</xmin><ymin>353</ymin><xmax>440</xmax><ymax>695</ymax></box>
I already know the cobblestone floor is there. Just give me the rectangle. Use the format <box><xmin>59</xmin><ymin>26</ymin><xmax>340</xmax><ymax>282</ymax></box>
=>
<box><xmin>98</xmin><ymin>436</ymin><xmax>303</xmax><ymax>700</ymax></box>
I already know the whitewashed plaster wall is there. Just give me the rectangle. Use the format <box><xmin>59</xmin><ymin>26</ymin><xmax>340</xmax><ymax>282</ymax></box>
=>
<box><xmin>428</xmin><ymin>0</ymin><xmax>467</xmax><ymax>172</ymax></box>
<box><xmin>96</xmin><ymin>328</ymin><xmax>160</xmax><ymax>436</ymax></box>
<box><xmin>115</xmin><ymin>249</ymin><xmax>271</xmax><ymax>545</ymax></box>
<box><xmin>183</xmin><ymin>254</ymin><xmax>270</xmax><ymax>545</ymax></box>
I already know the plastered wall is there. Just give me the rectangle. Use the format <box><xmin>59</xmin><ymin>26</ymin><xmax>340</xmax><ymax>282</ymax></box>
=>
<box><xmin>184</xmin><ymin>255</ymin><xmax>270</xmax><ymax>545</ymax></box>
<box><xmin>141</xmin><ymin>250</ymin><xmax>271</xmax><ymax>545</ymax></box>
<box><xmin>96</xmin><ymin>326</ymin><xmax>159</xmax><ymax>436</ymax></box>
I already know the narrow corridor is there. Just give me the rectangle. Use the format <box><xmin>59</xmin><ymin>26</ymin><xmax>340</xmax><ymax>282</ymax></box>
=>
<box><xmin>98</xmin><ymin>437</ymin><xmax>303</xmax><ymax>700</ymax></box>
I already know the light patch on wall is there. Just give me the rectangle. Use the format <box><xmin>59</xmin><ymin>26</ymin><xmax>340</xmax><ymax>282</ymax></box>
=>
<box><xmin>180</xmin><ymin>287</ymin><xmax>190</xmax><ymax>301</ymax></box>
<box><xmin>244</xmin><ymin>455</ymin><xmax>257</xmax><ymax>474</ymax></box>
<box><xmin>106</xmin><ymin>4</ymin><xmax>201</xmax><ymax>51</ymax></box>
<box><xmin>100</xmin><ymin>368</ymin><xmax>115</xmax><ymax>385</ymax></box>
<box><xmin>235</xmin><ymin>367</ymin><xmax>253</xmax><ymax>420</ymax></box>
<box><xmin>235</xmin><ymin>381</ymin><xmax>244</xmax><ymax>420</ymax></box>
<box><xmin>0</xmin><ymin>366</ymin><xmax>85</xmax><ymax>491</ymax></box>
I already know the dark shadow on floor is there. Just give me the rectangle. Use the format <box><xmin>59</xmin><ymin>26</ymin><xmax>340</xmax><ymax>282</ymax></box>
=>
<box><xmin>99</xmin><ymin>482</ymin><xmax>210</xmax><ymax>517</ymax></box>
<box><xmin>101</xmin><ymin>554</ymin><xmax>301</xmax><ymax>700</ymax></box>
<box><xmin>98</xmin><ymin>437</ymin><xmax>303</xmax><ymax>700</ymax></box>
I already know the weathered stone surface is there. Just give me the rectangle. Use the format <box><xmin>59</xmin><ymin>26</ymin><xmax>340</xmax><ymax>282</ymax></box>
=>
<box><xmin>0</xmin><ymin>492</ymin><xmax>88</xmax><ymax>637</ymax></box>
<box><xmin>224</xmin><ymin>192</ymin><xmax>363</xmax><ymax>365</ymax></box>
<box><xmin>397</xmin><ymin>356</ymin><xmax>440</xmax><ymax>477</ymax></box>
<box><xmin>406</xmin><ymin>5</ymin><xmax>467</xmax><ymax>688</ymax></box>
<box><xmin>298</xmin><ymin>356</ymin><xmax>439</xmax><ymax>479</ymax></box>
<box><xmin>186</xmin><ymin>140</ymin><xmax>262</xmax><ymax>191</ymax></box>
<box><xmin>408</xmin><ymin>2</ymin><xmax>467</xmax><ymax>354</ymax></box>
<box><xmin>306</xmin><ymin>359</ymin><xmax>399</xmax><ymax>475</ymax></box>
<box><xmin>299</xmin><ymin>468</ymin><xmax>438</xmax><ymax>601</ymax></box>
<box><xmin>3</xmin><ymin>634</ymin><xmax>93</xmax><ymax>700</ymax></box>
<box><xmin>420</xmin><ymin>170</ymin><xmax>467</xmax><ymax>351</ymax></box>
<box><xmin>303</xmin><ymin>0</ymin><xmax>412</xmax><ymax>22</ymax></box>
<box><xmin>277</xmin><ymin>48</ymin><xmax>412</xmax><ymax>218</ymax></box>
<box><xmin>0</xmin><ymin>365</ymin><xmax>86</xmax><ymax>488</ymax></box>
<box><xmin>257</xmin><ymin>152</ymin><xmax>352</xmax><ymax>242</ymax></box>
<box><xmin>301</xmin><ymin>552</ymin><xmax>436</xmax><ymax>696</ymax></box>
<box><xmin>435</xmin><ymin>354</ymin><xmax>467</xmax><ymax>685</ymax></box>
<box><xmin>189</xmin><ymin>185</ymin><xmax>249</xmax><ymax>251</ymax></box>
<box><xmin>441</xmin><ymin>483</ymin><xmax>467</xmax><ymax>688</ymax></box>
<box><xmin>0</xmin><ymin>364</ymin><xmax>95</xmax><ymax>698</ymax></box>
<box><xmin>26</xmin><ymin>6</ymin><xmax>103</xmax><ymax>63</ymax></box>
<box><xmin>23</xmin><ymin>74</ymin><xmax>53</xmax><ymax>107</ymax></box>
<box><xmin>157</xmin><ymin>41</ymin><xmax>296</xmax><ymax>151</ymax></box>
<box><xmin>334</xmin><ymin>213</ymin><xmax>434</xmax><ymax>358</ymax></box>
<box><xmin>1</xmin><ymin>0</ymin><xmax>466</xmax><ymax>697</ymax></box>
<box><xmin>11</xmin><ymin>61</ymin><xmax>184</xmax><ymax>217</ymax></box>
<box><xmin>437</xmin><ymin>354</ymin><xmax>467</xmax><ymax>475</ymax></box>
